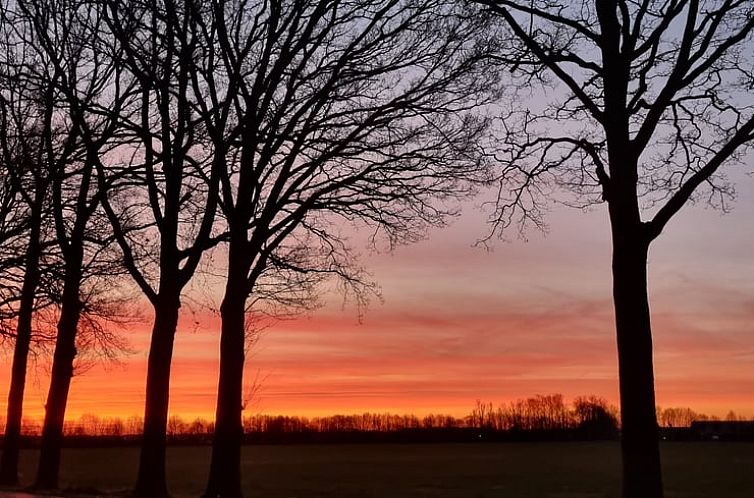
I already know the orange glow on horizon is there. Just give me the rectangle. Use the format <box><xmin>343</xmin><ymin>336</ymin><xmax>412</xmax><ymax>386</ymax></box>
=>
<box><xmin>2</xmin><ymin>202</ymin><xmax>754</xmax><ymax>424</ymax></box>
<box><xmin>3</xmin><ymin>300</ymin><xmax>753</xmax><ymax>424</ymax></box>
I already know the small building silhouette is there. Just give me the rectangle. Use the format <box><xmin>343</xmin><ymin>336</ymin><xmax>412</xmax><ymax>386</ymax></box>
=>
<box><xmin>691</xmin><ymin>421</ymin><xmax>754</xmax><ymax>441</ymax></box>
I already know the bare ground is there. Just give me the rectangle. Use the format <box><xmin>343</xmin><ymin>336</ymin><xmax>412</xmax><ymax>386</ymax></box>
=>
<box><xmin>3</xmin><ymin>442</ymin><xmax>753</xmax><ymax>498</ymax></box>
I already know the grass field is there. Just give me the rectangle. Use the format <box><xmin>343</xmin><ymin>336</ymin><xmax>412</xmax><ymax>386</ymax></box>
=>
<box><xmin>8</xmin><ymin>442</ymin><xmax>754</xmax><ymax>498</ymax></box>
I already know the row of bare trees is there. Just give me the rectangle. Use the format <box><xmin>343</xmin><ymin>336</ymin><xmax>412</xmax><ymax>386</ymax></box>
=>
<box><xmin>656</xmin><ymin>407</ymin><xmax>749</xmax><ymax>428</ymax></box>
<box><xmin>6</xmin><ymin>398</ymin><xmax>747</xmax><ymax>437</ymax></box>
<box><xmin>0</xmin><ymin>395</ymin><xmax>617</xmax><ymax>435</ymax></box>
<box><xmin>1</xmin><ymin>1</ymin><xmax>753</xmax><ymax>498</ymax></box>
<box><xmin>469</xmin><ymin>395</ymin><xmax>615</xmax><ymax>431</ymax></box>
<box><xmin>0</xmin><ymin>0</ymin><xmax>495</xmax><ymax>497</ymax></box>
<box><xmin>4</xmin><ymin>401</ymin><xmax>751</xmax><ymax>438</ymax></box>
<box><xmin>0</xmin><ymin>0</ymin><xmax>133</xmax><ymax>489</ymax></box>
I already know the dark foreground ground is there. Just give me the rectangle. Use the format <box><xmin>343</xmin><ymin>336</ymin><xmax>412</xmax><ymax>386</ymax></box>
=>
<box><xmin>5</xmin><ymin>442</ymin><xmax>754</xmax><ymax>498</ymax></box>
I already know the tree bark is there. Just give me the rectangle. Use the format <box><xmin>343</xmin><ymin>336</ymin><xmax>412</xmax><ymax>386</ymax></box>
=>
<box><xmin>133</xmin><ymin>296</ymin><xmax>181</xmax><ymax>498</ymax></box>
<box><xmin>612</xmin><ymin>234</ymin><xmax>663</xmax><ymax>498</ymax></box>
<box><xmin>203</xmin><ymin>271</ymin><xmax>247</xmax><ymax>498</ymax></box>
<box><xmin>0</xmin><ymin>209</ymin><xmax>43</xmax><ymax>486</ymax></box>
<box><xmin>35</xmin><ymin>259</ymin><xmax>83</xmax><ymax>489</ymax></box>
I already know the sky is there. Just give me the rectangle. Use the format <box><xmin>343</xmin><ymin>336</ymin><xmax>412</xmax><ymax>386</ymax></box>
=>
<box><xmin>2</xmin><ymin>174</ymin><xmax>754</xmax><ymax>422</ymax></box>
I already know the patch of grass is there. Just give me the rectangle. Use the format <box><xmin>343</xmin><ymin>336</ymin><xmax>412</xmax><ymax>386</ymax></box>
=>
<box><xmin>10</xmin><ymin>442</ymin><xmax>754</xmax><ymax>497</ymax></box>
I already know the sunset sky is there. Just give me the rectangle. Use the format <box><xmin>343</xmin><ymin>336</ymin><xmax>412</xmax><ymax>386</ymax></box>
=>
<box><xmin>3</xmin><ymin>173</ymin><xmax>753</xmax><ymax>422</ymax></box>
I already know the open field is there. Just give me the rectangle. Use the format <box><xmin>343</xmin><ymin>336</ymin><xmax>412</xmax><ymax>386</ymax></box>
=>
<box><xmin>6</xmin><ymin>442</ymin><xmax>754</xmax><ymax>498</ymax></box>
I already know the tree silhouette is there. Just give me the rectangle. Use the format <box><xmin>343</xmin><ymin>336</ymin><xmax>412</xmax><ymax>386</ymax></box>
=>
<box><xmin>0</xmin><ymin>6</ymin><xmax>58</xmax><ymax>480</ymax></box>
<box><xmin>0</xmin><ymin>1</ymin><xmax>133</xmax><ymax>486</ymax></box>
<box><xmin>2</xmin><ymin>0</ymin><xmax>135</xmax><ymax>489</ymax></box>
<box><xmin>181</xmin><ymin>1</ymin><xmax>496</xmax><ymax>497</ymax></box>
<box><xmin>93</xmin><ymin>1</ymin><xmax>222</xmax><ymax>495</ymax></box>
<box><xmin>479</xmin><ymin>1</ymin><xmax>754</xmax><ymax>497</ymax></box>
<box><xmin>573</xmin><ymin>396</ymin><xmax>620</xmax><ymax>439</ymax></box>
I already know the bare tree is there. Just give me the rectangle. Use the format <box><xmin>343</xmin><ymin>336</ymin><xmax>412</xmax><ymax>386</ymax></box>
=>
<box><xmin>478</xmin><ymin>1</ymin><xmax>754</xmax><ymax>497</ymax></box>
<box><xmin>1</xmin><ymin>0</ymin><xmax>136</xmax><ymax>489</ymax></box>
<box><xmin>470</xmin><ymin>400</ymin><xmax>495</xmax><ymax>429</ymax></box>
<box><xmin>0</xmin><ymin>3</ymin><xmax>60</xmax><ymax>481</ymax></box>
<box><xmin>183</xmin><ymin>2</ymin><xmax>496</xmax><ymax>496</ymax></box>
<box><xmin>657</xmin><ymin>406</ymin><xmax>699</xmax><ymax>427</ymax></box>
<box><xmin>92</xmin><ymin>1</ymin><xmax>221</xmax><ymax>495</ymax></box>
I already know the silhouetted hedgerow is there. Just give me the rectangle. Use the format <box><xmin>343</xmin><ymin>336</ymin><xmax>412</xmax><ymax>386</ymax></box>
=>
<box><xmin>3</xmin><ymin>394</ymin><xmax>748</xmax><ymax>446</ymax></box>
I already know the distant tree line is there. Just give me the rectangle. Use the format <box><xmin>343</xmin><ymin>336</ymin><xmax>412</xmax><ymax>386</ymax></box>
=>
<box><xmin>1</xmin><ymin>394</ymin><xmax>749</xmax><ymax>439</ymax></box>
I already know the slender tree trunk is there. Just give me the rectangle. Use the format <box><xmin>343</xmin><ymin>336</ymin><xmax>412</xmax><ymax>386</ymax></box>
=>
<box><xmin>612</xmin><ymin>234</ymin><xmax>663</xmax><ymax>498</ymax></box>
<box><xmin>134</xmin><ymin>296</ymin><xmax>181</xmax><ymax>498</ymax></box>
<box><xmin>203</xmin><ymin>271</ymin><xmax>247</xmax><ymax>498</ymax></box>
<box><xmin>0</xmin><ymin>214</ymin><xmax>43</xmax><ymax>486</ymax></box>
<box><xmin>35</xmin><ymin>260</ymin><xmax>83</xmax><ymax>489</ymax></box>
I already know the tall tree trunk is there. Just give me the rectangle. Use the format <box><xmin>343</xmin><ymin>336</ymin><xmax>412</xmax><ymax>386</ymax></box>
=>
<box><xmin>35</xmin><ymin>261</ymin><xmax>82</xmax><ymax>490</ymax></box>
<box><xmin>0</xmin><ymin>214</ymin><xmax>43</xmax><ymax>486</ymax></box>
<box><xmin>612</xmin><ymin>235</ymin><xmax>663</xmax><ymax>498</ymax></box>
<box><xmin>133</xmin><ymin>296</ymin><xmax>181</xmax><ymax>498</ymax></box>
<box><xmin>203</xmin><ymin>272</ymin><xmax>247</xmax><ymax>498</ymax></box>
